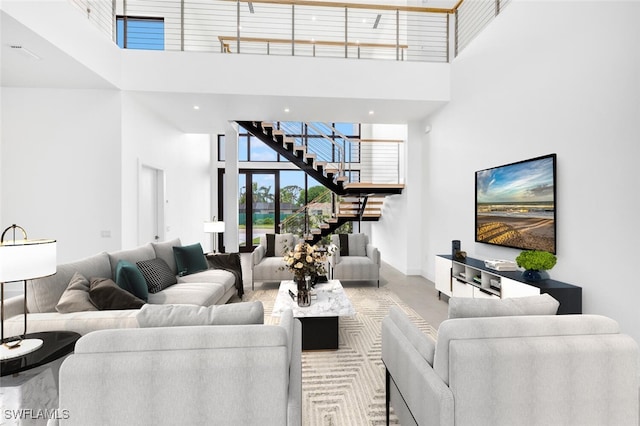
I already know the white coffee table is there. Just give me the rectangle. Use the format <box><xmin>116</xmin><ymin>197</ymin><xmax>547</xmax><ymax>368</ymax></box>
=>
<box><xmin>273</xmin><ymin>280</ymin><xmax>355</xmax><ymax>350</ymax></box>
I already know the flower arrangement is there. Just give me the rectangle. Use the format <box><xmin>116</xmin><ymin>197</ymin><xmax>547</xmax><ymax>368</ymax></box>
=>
<box><xmin>281</xmin><ymin>241</ymin><xmax>328</xmax><ymax>282</ymax></box>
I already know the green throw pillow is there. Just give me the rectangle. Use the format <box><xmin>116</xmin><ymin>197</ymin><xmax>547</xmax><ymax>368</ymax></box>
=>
<box><xmin>115</xmin><ymin>260</ymin><xmax>149</xmax><ymax>302</ymax></box>
<box><xmin>173</xmin><ymin>243</ymin><xmax>208</xmax><ymax>276</ymax></box>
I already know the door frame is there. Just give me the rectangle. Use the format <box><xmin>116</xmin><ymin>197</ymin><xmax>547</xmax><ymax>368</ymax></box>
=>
<box><xmin>138</xmin><ymin>161</ymin><xmax>166</xmax><ymax>244</ymax></box>
<box><xmin>219</xmin><ymin>168</ymin><xmax>281</xmax><ymax>253</ymax></box>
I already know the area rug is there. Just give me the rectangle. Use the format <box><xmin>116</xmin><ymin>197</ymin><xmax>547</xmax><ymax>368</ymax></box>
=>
<box><xmin>247</xmin><ymin>286</ymin><xmax>438</xmax><ymax>426</ymax></box>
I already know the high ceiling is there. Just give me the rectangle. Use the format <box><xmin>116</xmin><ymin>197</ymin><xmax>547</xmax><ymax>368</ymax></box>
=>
<box><xmin>1</xmin><ymin>4</ymin><xmax>449</xmax><ymax>131</ymax></box>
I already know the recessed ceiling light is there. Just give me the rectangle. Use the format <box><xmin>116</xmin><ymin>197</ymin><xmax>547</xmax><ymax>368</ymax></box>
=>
<box><xmin>193</xmin><ymin>105</ymin><xmax>200</xmax><ymax>110</ymax></box>
<box><xmin>284</xmin><ymin>108</ymin><xmax>290</xmax><ymax>113</ymax></box>
<box><xmin>369</xmin><ymin>110</ymin><xmax>375</xmax><ymax>115</ymax></box>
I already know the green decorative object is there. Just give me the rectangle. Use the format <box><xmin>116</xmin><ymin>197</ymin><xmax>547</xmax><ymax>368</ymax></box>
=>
<box><xmin>516</xmin><ymin>250</ymin><xmax>557</xmax><ymax>282</ymax></box>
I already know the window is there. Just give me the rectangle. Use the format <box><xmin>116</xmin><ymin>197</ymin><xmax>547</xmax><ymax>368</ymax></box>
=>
<box><xmin>117</xmin><ymin>16</ymin><xmax>164</xmax><ymax>50</ymax></box>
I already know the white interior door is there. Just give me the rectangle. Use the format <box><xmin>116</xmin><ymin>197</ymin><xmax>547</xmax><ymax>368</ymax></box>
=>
<box><xmin>139</xmin><ymin>164</ymin><xmax>165</xmax><ymax>244</ymax></box>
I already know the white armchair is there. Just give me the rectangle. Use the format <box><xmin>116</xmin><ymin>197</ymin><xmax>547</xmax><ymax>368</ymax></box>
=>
<box><xmin>330</xmin><ymin>233</ymin><xmax>380</xmax><ymax>287</ymax></box>
<box><xmin>251</xmin><ymin>233</ymin><xmax>298</xmax><ymax>290</ymax></box>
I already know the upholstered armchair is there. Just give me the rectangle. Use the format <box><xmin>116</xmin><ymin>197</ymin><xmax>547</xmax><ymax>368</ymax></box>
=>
<box><xmin>329</xmin><ymin>233</ymin><xmax>380</xmax><ymax>287</ymax></box>
<box><xmin>251</xmin><ymin>233</ymin><xmax>298</xmax><ymax>290</ymax></box>
<box><xmin>381</xmin><ymin>296</ymin><xmax>640</xmax><ymax>426</ymax></box>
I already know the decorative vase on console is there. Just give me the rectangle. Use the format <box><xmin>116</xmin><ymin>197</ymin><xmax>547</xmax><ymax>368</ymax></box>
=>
<box><xmin>296</xmin><ymin>276</ymin><xmax>311</xmax><ymax>307</ymax></box>
<box><xmin>516</xmin><ymin>250</ymin><xmax>557</xmax><ymax>282</ymax></box>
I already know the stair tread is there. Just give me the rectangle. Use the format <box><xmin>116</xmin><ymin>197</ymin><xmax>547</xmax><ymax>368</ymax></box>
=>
<box><xmin>343</xmin><ymin>182</ymin><xmax>405</xmax><ymax>189</ymax></box>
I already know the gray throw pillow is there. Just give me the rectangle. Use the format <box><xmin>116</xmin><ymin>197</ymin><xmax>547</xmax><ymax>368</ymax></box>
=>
<box><xmin>448</xmin><ymin>293</ymin><xmax>560</xmax><ymax>319</ymax></box>
<box><xmin>55</xmin><ymin>272</ymin><xmax>98</xmax><ymax>313</ymax></box>
<box><xmin>348</xmin><ymin>234</ymin><xmax>367</xmax><ymax>256</ymax></box>
<box><xmin>136</xmin><ymin>258</ymin><xmax>177</xmax><ymax>293</ymax></box>
<box><xmin>136</xmin><ymin>301</ymin><xmax>265</xmax><ymax>327</ymax></box>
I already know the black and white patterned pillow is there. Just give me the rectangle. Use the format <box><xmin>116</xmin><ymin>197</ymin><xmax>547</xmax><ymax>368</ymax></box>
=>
<box><xmin>136</xmin><ymin>258</ymin><xmax>177</xmax><ymax>293</ymax></box>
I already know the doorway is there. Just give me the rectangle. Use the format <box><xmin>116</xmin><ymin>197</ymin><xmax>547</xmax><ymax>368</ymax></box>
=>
<box><xmin>239</xmin><ymin>171</ymin><xmax>278</xmax><ymax>251</ymax></box>
<box><xmin>138</xmin><ymin>164</ymin><xmax>165</xmax><ymax>244</ymax></box>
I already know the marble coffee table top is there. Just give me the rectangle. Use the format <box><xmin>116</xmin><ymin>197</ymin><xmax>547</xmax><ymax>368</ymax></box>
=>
<box><xmin>272</xmin><ymin>280</ymin><xmax>356</xmax><ymax>318</ymax></box>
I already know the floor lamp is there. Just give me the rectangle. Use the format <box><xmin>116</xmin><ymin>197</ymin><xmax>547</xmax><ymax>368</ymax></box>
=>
<box><xmin>0</xmin><ymin>224</ymin><xmax>56</xmax><ymax>360</ymax></box>
<box><xmin>204</xmin><ymin>218</ymin><xmax>225</xmax><ymax>253</ymax></box>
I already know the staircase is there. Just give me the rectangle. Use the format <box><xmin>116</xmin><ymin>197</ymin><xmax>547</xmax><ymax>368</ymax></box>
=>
<box><xmin>237</xmin><ymin>120</ymin><xmax>404</xmax><ymax>244</ymax></box>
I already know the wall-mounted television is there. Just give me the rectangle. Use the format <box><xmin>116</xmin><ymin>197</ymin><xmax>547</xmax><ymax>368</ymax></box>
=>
<box><xmin>475</xmin><ymin>153</ymin><xmax>556</xmax><ymax>253</ymax></box>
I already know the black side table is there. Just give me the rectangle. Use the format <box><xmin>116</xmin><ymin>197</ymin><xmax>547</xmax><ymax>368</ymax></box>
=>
<box><xmin>1</xmin><ymin>331</ymin><xmax>80</xmax><ymax>377</ymax></box>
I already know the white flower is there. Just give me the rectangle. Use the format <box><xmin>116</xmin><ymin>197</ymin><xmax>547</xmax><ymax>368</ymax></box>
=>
<box><xmin>295</xmin><ymin>262</ymin><xmax>303</xmax><ymax>269</ymax></box>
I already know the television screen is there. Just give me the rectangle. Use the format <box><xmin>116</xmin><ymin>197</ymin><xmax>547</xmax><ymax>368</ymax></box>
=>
<box><xmin>475</xmin><ymin>154</ymin><xmax>556</xmax><ymax>253</ymax></box>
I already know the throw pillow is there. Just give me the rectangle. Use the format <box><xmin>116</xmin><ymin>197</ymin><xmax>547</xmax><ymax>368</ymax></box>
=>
<box><xmin>265</xmin><ymin>233</ymin><xmax>276</xmax><ymax>257</ymax></box>
<box><xmin>348</xmin><ymin>233</ymin><xmax>367</xmax><ymax>256</ymax></box>
<box><xmin>339</xmin><ymin>234</ymin><xmax>349</xmax><ymax>256</ymax></box>
<box><xmin>89</xmin><ymin>278</ymin><xmax>145</xmax><ymax>310</ymax></box>
<box><xmin>274</xmin><ymin>234</ymin><xmax>293</xmax><ymax>257</ymax></box>
<box><xmin>447</xmin><ymin>294</ymin><xmax>560</xmax><ymax>319</ymax></box>
<box><xmin>173</xmin><ymin>243</ymin><xmax>208</xmax><ymax>276</ymax></box>
<box><xmin>136</xmin><ymin>258</ymin><xmax>178</xmax><ymax>293</ymax></box>
<box><xmin>55</xmin><ymin>272</ymin><xmax>98</xmax><ymax>313</ymax></box>
<box><xmin>115</xmin><ymin>260</ymin><xmax>149</xmax><ymax>302</ymax></box>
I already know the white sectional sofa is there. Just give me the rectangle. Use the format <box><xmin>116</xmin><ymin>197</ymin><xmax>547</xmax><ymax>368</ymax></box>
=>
<box><xmin>2</xmin><ymin>238</ymin><xmax>239</xmax><ymax>336</ymax></box>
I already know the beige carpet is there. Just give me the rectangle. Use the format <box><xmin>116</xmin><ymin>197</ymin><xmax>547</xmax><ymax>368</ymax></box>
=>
<box><xmin>247</xmin><ymin>286</ymin><xmax>437</xmax><ymax>426</ymax></box>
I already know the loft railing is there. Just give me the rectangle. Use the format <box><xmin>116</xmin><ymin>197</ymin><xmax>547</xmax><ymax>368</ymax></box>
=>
<box><xmin>455</xmin><ymin>0</ymin><xmax>512</xmax><ymax>56</ymax></box>
<box><xmin>68</xmin><ymin>0</ymin><xmax>511</xmax><ymax>62</ymax></box>
<box><xmin>69</xmin><ymin>0</ymin><xmax>454</xmax><ymax>62</ymax></box>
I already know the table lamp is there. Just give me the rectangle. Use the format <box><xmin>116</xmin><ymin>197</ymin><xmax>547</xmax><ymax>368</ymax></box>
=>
<box><xmin>0</xmin><ymin>224</ymin><xmax>56</xmax><ymax>360</ymax></box>
<box><xmin>203</xmin><ymin>217</ymin><xmax>225</xmax><ymax>253</ymax></box>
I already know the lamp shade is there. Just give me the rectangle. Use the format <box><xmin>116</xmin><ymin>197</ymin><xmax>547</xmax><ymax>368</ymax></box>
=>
<box><xmin>0</xmin><ymin>239</ymin><xmax>57</xmax><ymax>282</ymax></box>
<box><xmin>204</xmin><ymin>221</ymin><xmax>225</xmax><ymax>233</ymax></box>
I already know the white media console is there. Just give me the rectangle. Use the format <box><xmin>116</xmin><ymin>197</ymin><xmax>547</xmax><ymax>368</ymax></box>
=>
<box><xmin>435</xmin><ymin>255</ymin><xmax>582</xmax><ymax>314</ymax></box>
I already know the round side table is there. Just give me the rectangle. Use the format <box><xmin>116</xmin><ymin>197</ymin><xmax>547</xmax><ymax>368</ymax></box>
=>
<box><xmin>1</xmin><ymin>331</ymin><xmax>80</xmax><ymax>377</ymax></box>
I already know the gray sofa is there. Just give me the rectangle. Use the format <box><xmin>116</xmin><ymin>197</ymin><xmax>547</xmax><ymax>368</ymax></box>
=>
<box><xmin>2</xmin><ymin>238</ymin><xmax>238</xmax><ymax>336</ymax></box>
<box><xmin>52</xmin><ymin>308</ymin><xmax>301</xmax><ymax>426</ymax></box>
<box><xmin>381</xmin><ymin>299</ymin><xmax>640</xmax><ymax>426</ymax></box>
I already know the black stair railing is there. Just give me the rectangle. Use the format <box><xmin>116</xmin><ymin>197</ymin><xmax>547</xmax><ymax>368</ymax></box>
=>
<box><xmin>237</xmin><ymin>121</ymin><xmax>346</xmax><ymax>194</ymax></box>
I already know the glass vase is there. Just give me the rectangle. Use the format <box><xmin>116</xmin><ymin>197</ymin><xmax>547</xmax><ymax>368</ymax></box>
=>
<box><xmin>296</xmin><ymin>276</ymin><xmax>311</xmax><ymax>307</ymax></box>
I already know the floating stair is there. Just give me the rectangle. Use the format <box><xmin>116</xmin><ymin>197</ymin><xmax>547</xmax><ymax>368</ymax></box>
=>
<box><xmin>237</xmin><ymin>120</ymin><xmax>405</xmax><ymax>244</ymax></box>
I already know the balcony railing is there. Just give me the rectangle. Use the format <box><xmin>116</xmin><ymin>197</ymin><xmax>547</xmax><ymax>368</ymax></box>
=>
<box><xmin>70</xmin><ymin>0</ymin><xmax>510</xmax><ymax>63</ymax></box>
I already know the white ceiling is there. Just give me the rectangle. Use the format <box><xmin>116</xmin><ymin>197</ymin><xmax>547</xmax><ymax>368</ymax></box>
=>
<box><xmin>1</xmin><ymin>8</ymin><xmax>447</xmax><ymax>132</ymax></box>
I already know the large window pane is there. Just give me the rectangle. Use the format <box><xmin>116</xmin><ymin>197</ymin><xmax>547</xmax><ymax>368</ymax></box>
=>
<box><xmin>238</xmin><ymin>135</ymin><xmax>249</xmax><ymax>161</ymax></box>
<box><xmin>280</xmin><ymin>171</ymin><xmax>305</xmax><ymax>234</ymax></box>
<box><xmin>250</xmin><ymin>138</ymin><xmax>277</xmax><ymax>161</ymax></box>
<box><xmin>116</xmin><ymin>17</ymin><xmax>164</xmax><ymax>50</ymax></box>
<box><xmin>334</xmin><ymin>122</ymin><xmax>358</xmax><ymax>136</ymax></box>
<box><xmin>251</xmin><ymin>174</ymin><xmax>276</xmax><ymax>245</ymax></box>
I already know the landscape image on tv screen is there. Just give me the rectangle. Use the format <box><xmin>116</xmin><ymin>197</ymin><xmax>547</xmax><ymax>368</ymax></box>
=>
<box><xmin>475</xmin><ymin>154</ymin><xmax>556</xmax><ymax>253</ymax></box>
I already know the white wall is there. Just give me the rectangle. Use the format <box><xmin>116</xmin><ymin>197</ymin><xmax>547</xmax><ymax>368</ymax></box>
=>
<box><xmin>1</xmin><ymin>88</ymin><xmax>122</xmax><ymax>263</ymax></box>
<box><xmin>423</xmin><ymin>1</ymin><xmax>640</xmax><ymax>343</ymax></box>
<box><xmin>120</xmin><ymin>93</ymin><xmax>211</xmax><ymax>250</ymax></box>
